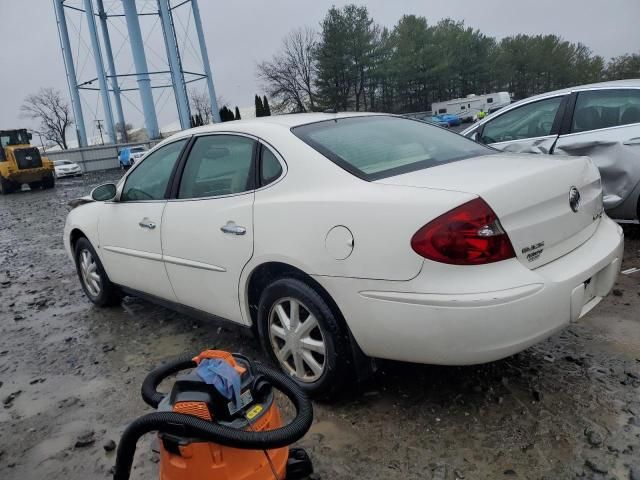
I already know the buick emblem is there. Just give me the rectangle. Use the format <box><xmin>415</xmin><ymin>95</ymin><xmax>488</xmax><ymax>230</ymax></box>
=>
<box><xmin>569</xmin><ymin>186</ymin><xmax>581</xmax><ymax>212</ymax></box>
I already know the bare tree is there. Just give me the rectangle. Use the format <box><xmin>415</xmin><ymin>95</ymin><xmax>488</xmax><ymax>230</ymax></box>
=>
<box><xmin>189</xmin><ymin>88</ymin><xmax>213</xmax><ymax>124</ymax></box>
<box><xmin>115</xmin><ymin>122</ymin><xmax>133</xmax><ymax>143</ymax></box>
<box><xmin>20</xmin><ymin>88</ymin><xmax>73</xmax><ymax>150</ymax></box>
<box><xmin>258</xmin><ymin>27</ymin><xmax>318</xmax><ymax>113</ymax></box>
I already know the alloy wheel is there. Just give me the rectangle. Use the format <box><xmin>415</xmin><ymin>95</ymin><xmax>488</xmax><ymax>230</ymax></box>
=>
<box><xmin>79</xmin><ymin>249</ymin><xmax>101</xmax><ymax>298</ymax></box>
<box><xmin>268</xmin><ymin>297</ymin><xmax>327</xmax><ymax>382</ymax></box>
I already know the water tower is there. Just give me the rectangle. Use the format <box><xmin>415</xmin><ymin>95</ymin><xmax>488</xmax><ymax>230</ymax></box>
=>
<box><xmin>53</xmin><ymin>0</ymin><xmax>221</xmax><ymax>146</ymax></box>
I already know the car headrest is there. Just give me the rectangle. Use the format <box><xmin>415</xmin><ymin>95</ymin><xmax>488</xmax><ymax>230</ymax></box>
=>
<box><xmin>574</xmin><ymin>106</ymin><xmax>601</xmax><ymax>132</ymax></box>
<box><xmin>621</xmin><ymin>106</ymin><xmax>640</xmax><ymax>125</ymax></box>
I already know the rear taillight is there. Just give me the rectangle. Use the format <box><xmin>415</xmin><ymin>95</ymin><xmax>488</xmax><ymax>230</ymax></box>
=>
<box><xmin>411</xmin><ymin>197</ymin><xmax>515</xmax><ymax>265</ymax></box>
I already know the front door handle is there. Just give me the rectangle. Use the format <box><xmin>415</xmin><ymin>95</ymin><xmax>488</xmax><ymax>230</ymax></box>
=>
<box><xmin>623</xmin><ymin>137</ymin><xmax>640</xmax><ymax>146</ymax></box>
<box><xmin>221</xmin><ymin>221</ymin><xmax>246</xmax><ymax>235</ymax></box>
<box><xmin>138</xmin><ymin>218</ymin><xmax>156</xmax><ymax>229</ymax></box>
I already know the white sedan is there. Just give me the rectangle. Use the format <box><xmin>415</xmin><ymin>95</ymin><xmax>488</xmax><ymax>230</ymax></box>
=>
<box><xmin>64</xmin><ymin>113</ymin><xmax>623</xmax><ymax>397</ymax></box>
<box><xmin>54</xmin><ymin>159</ymin><xmax>83</xmax><ymax>178</ymax></box>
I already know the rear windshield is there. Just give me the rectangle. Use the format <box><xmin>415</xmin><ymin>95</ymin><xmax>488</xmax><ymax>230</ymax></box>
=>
<box><xmin>292</xmin><ymin>115</ymin><xmax>491</xmax><ymax>180</ymax></box>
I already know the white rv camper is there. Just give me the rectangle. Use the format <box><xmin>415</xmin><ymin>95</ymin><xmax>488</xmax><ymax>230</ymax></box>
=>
<box><xmin>431</xmin><ymin>92</ymin><xmax>511</xmax><ymax>122</ymax></box>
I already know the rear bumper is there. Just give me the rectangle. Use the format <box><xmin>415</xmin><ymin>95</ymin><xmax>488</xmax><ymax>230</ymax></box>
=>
<box><xmin>315</xmin><ymin>216</ymin><xmax>623</xmax><ymax>365</ymax></box>
<box><xmin>7</xmin><ymin>168</ymin><xmax>53</xmax><ymax>183</ymax></box>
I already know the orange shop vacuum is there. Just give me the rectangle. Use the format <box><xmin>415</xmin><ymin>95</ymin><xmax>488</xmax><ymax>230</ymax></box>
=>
<box><xmin>112</xmin><ymin>350</ymin><xmax>314</xmax><ymax>480</ymax></box>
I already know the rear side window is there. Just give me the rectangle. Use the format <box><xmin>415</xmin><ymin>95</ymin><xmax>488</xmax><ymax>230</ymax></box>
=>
<box><xmin>292</xmin><ymin>115</ymin><xmax>491</xmax><ymax>181</ymax></box>
<box><xmin>480</xmin><ymin>96</ymin><xmax>564</xmax><ymax>144</ymax></box>
<box><xmin>571</xmin><ymin>89</ymin><xmax>640</xmax><ymax>133</ymax></box>
<box><xmin>260</xmin><ymin>146</ymin><xmax>283</xmax><ymax>186</ymax></box>
<box><xmin>178</xmin><ymin>135</ymin><xmax>256</xmax><ymax>199</ymax></box>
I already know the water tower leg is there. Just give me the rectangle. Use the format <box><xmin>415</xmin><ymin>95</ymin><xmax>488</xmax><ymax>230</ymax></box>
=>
<box><xmin>158</xmin><ymin>0</ymin><xmax>192</xmax><ymax>130</ymax></box>
<box><xmin>53</xmin><ymin>0</ymin><xmax>88</xmax><ymax>147</ymax></box>
<box><xmin>96</xmin><ymin>0</ymin><xmax>127</xmax><ymax>142</ymax></box>
<box><xmin>84</xmin><ymin>0</ymin><xmax>116</xmax><ymax>143</ymax></box>
<box><xmin>191</xmin><ymin>0</ymin><xmax>220</xmax><ymax>123</ymax></box>
<box><xmin>122</xmin><ymin>0</ymin><xmax>160</xmax><ymax>139</ymax></box>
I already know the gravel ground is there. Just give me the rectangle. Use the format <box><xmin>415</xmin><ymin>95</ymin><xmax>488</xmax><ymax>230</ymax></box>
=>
<box><xmin>1</xmin><ymin>170</ymin><xmax>639</xmax><ymax>480</ymax></box>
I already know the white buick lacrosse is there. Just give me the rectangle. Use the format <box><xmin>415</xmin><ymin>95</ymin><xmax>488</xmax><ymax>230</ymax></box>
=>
<box><xmin>64</xmin><ymin>113</ymin><xmax>623</xmax><ymax>396</ymax></box>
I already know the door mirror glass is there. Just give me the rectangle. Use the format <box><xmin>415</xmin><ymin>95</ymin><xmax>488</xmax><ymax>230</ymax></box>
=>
<box><xmin>481</xmin><ymin>96</ymin><xmax>564</xmax><ymax>144</ymax></box>
<box><xmin>91</xmin><ymin>183</ymin><xmax>117</xmax><ymax>201</ymax></box>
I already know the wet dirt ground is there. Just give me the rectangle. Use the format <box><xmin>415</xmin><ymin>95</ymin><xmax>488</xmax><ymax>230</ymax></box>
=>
<box><xmin>1</xmin><ymin>170</ymin><xmax>639</xmax><ymax>480</ymax></box>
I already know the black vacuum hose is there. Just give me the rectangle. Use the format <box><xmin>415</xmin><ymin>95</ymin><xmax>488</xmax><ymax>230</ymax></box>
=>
<box><xmin>114</xmin><ymin>361</ymin><xmax>313</xmax><ymax>480</ymax></box>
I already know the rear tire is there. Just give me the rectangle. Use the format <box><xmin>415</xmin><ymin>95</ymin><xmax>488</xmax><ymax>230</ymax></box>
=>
<box><xmin>257</xmin><ymin>277</ymin><xmax>352</xmax><ymax>399</ymax></box>
<box><xmin>74</xmin><ymin>237</ymin><xmax>121</xmax><ymax>307</ymax></box>
<box><xmin>29</xmin><ymin>181</ymin><xmax>42</xmax><ymax>190</ymax></box>
<box><xmin>42</xmin><ymin>174</ymin><xmax>55</xmax><ymax>189</ymax></box>
<box><xmin>0</xmin><ymin>177</ymin><xmax>14</xmax><ymax>195</ymax></box>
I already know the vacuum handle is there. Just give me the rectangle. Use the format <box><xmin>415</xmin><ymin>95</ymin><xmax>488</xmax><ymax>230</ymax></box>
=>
<box><xmin>141</xmin><ymin>355</ymin><xmax>197</xmax><ymax>408</ymax></box>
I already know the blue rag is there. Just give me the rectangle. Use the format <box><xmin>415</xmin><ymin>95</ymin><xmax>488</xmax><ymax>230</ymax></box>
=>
<box><xmin>195</xmin><ymin>358</ymin><xmax>242</xmax><ymax>409</ymax></box>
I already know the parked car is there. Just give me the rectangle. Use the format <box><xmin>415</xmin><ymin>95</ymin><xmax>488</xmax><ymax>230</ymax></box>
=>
<box><xmin>408</xmin><ymin>113</ymin><xmax>449</xmax><ymax>128</ymax></box>
<box><xmin>118</xmin><ymin>146</ymin><xmax>148</xmax><ymax>169</ymax></box>
<box><xmin>64</xmin><ymin>113</ymin><xmax>623</xmax><ymax>397</ymax></box>
<box><xmin>462</xmin><ymin>79</ymin><xmax>640</xmax><ymax>221</ymax></box>
<box><xmin>432</xmin><ymin>113</ymin><xmax>461</xmax><ymax>127</ymax></box>
<box><xmin>53</xmin><ymin>159</ymin><xmax>82</xmax><ymax>178</ymax></box>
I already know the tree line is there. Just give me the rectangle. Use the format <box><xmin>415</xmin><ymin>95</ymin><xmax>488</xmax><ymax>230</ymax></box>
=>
<box><xmin>258</xmin><ymin>4</ymin><xmax>640</xmax><ymax>114</ymax></box>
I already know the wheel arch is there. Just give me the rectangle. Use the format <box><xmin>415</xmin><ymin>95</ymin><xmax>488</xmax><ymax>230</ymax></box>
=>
<box><xmin>244</xmin><ymin>260</ymin><xmax>374</xmax><ymax>383</ymax></box>
<box><xmin>245</xmin><ymin>261</ymin><xmax>347</xmax><ymax>334</ymax></box>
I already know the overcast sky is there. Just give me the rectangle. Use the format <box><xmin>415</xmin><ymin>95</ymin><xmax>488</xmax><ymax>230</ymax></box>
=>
<box><xmin>1</xmin><ymin>0</ymin><xmax>639</xmax><ymax>142</ymax></box>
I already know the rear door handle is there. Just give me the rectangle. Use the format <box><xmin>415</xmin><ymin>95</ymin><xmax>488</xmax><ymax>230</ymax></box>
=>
<box><xmin>138</xmin><ymin>218</ymin><xmax>156</xmax><ymax>229</ymax></box>
<box><xmin>221</xmin><ymin>221</ymin><xmax>246</xmax><ymax>235</ymax></box>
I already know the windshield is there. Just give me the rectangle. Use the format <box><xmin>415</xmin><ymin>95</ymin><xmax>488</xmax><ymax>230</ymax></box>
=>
<box><xmin>131</xmin><ymin>147</ymin><xmax>145</xmax><ymax>153</ymax></box>
<box><xmin>0</xmin><ymin>130</ymin><xmax>30</xmax><ymax>148</ymax></box>
<box><xmin>292</xmin><ymin>115</ymin><xmax>491</xmax><ymax>181</ymax></box>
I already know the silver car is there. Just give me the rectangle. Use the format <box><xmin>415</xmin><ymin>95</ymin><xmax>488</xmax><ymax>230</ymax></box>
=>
<box><xmin>462</xmin><ymin>79</ymin><xmax>640</xmax><ymax>222</ymax></box>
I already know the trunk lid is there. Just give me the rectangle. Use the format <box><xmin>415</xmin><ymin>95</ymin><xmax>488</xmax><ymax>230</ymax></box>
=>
<box><xmin>376</xmin><ymin>153</ymin><xmax>603</xmax><ymax>269</ymax></box>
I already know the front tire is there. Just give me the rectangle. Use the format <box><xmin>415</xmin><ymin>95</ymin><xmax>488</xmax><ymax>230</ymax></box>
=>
<box><xmin>42</xmin><ymin>174</ymin><xmax>55</xmax><ymax>189</ymax></box>
<box><xmin>74</xmin><ymin>237</ymin><xmax>121</xmax><ymax>307</ymax></box>
<box><xmin>257</xmin><ymin>277</ymin><xmax>351</xmax><ymax>399</ymax></box>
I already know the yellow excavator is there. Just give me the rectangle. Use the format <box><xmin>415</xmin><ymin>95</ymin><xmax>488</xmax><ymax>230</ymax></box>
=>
<box><xmin>0</xmin><ymin>129</ymin><xmax>55</xmax><ymax>194</ymax></box>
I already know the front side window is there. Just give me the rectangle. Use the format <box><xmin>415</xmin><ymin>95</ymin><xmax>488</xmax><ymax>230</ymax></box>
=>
<box><xmin>480</xmin><ymin>96</ymin><xmax>564</xmax><ymax>144</ymax></box>
<box><xmin>178</xmin><ymin>135</ymin><xmax>256</xmax><ymax>199</ymax></box>
<box><xmin>292</xmin><ymin>115</ymin><xmax>491</xmax><ymax>181</ymax></box>
<box><xmin>572</xmin><ymin>89</ymin><xmax>640</xmax><ymax>133</ymax></box>
<box><xmin>121</xmin><ymin>139</ymin><xmax>187</xmax><ymax>201</ymax></box>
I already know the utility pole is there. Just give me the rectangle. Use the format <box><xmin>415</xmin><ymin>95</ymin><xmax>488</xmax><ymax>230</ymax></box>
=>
<box><xmin>95</xmin><ymin>120</ymin><xmax>105</xmax><ymax>145</ymax></box>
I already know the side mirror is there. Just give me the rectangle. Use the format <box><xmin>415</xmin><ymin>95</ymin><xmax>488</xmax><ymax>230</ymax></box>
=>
<box><xmin>91</xmin><ymin>183</ymin><xmax>117</xmax><ymax>201</ymax></box>
<box><xmin>469</xmin><ymin>131</ymin><xmax>479</xmax><ymax>142</ymax></box>
<box><xmin>28</xmin><ymin>133</ymin><xmax>33</xmax><ymax>141</ymax></box>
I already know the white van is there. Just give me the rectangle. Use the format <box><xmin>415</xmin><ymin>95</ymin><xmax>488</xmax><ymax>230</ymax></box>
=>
<box><xmin>432</xmin><ymin>92</ymin><xmax>511</xmax><ymax>122</ymax></box>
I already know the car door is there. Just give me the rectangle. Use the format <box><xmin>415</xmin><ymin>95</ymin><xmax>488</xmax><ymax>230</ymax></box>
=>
<box><xmin>161</xmin><ymin>134</ymin><xmax>257</xmax><ymax>324</ymax></box>
<box><xmin>473</xmin><ymin>95</ymin><xmax>568</xmax><ymax>154</ymax></box>
<box><xmin>553</xmin><ymin>88</ymin><xmax>640</xmax><ymax>214</ymax></box>
<box><xmin>98</xmin><ymin>138</ymin><xmax>188</xmax><ymax>300</ymax></box>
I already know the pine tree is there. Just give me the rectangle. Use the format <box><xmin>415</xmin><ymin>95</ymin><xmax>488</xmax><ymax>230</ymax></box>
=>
<box><xmin>219</xmin><ymin>106</ymin><xmax>234</xmax><ymax>122</ymax></box>
<box><xmin>262</xmin><ymin>95</ymin><xmax>271</xmax><ymax>116</ymax></box>
<box><xmin>255</xmin><ymin>94</ymin><xmax>264</xmax><ymax>117</ymax></box>
<box><xmin>235</xmin><ymin>106</ymin><xmax>241</xmax><ymax>120</ymax></box>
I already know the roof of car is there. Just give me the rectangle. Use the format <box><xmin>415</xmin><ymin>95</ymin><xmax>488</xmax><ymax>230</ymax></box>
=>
<box><xmin>166</xmin><ymin>111</ymin><xmax>385</xmax><ymax>142</ymax></box>
<box><xmin>516</xmin><ymin>78</ymin><xmax>640</xmax><ymax>103</ymax></box>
